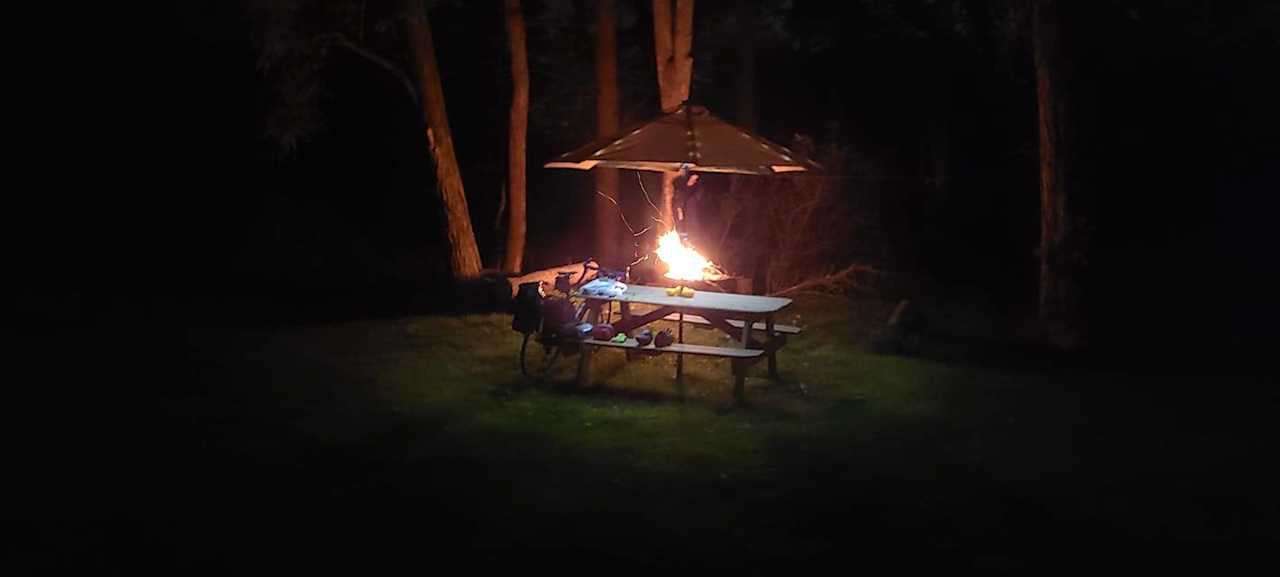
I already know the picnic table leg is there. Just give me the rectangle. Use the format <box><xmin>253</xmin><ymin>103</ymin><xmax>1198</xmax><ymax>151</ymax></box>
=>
<box><xmin>766</xmin><ymin>314</ymin><xmax>780</xmax><ymax>381</ymax></box>
<box><xmin>621</xmin><ymin>302</ymin><xmax>634</xmax><ymax>362</ymax></box>
<box><xmin>733</xmin><ymin>318</ymin><xmax>752</xmax><ymax>403</ymax></box>
<box><xmin>676</xmin><ymin>311</ymin><xmax>684</xmax><ymax>384</ymax></box>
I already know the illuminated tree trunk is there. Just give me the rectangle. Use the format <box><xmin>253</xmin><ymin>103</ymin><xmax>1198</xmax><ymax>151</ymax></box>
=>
<box><xmin>1033</xmin><ymin>0</ymin><xmax>1083</xmax><ymax>342</ymax></box>
<box><xmin>658</xmin><ymin>171</ymin><xmax>677</xmax><ymax>231</ymax></box>
<box><xmin>652</xmin><ymin>0</ymin><xmax>694</xmax><ymax>230</ymax></box>
<box><xmin>503</xmin><ymin>0</ymin><xmax>528</xmax><ymax>274</ymax></box>
<box><xmin>594</xmin><ymin>0</ymin><xmax>620</xmax><ymax>264</ymax></box>
<box><xmin>405</xmin><ymin>1</ymin><xmax>483</xmax><ymax>279</ymax></box>
<box><xmin>652</xmin><ymin>0</ymin><xmax>693</xmax><ymax>113</ymax></box>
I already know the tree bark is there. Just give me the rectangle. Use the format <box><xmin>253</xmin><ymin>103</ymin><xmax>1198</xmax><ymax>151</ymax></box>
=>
<box><xmin>405</xmin><ymin>0</ymin><xmax>483</xmax><ymax>279</ymax></box>
<box><xmin>652</xmin><ymin>0</ymin><xmax>673</xmax><ymax>109</ymax></box>
<box><xmin>1033</xmin><ymin>0</ymin><xmax>1083</xmax><ymax>343</ymax></box>
<box><xmin>672</xmin><ymin>0</ymin><xmax>694</xmax><ymax>110</ymax></box>
<box><xmin>660</xmin><ymin>170</ymin><xmax>678</xmax><ymax>231</ymax></box>
<box><xmin>594</xmin><ymin>0</ymin><xmax>620</xmax><ymax>265</ymax></box>
<box><xmin>652</xmin><ymin>0</ymin><xmax>693</xmax><ymax>112</ymax></box>
<box><xmin>652</xmin><ymin>0</ymin><xmax>694</xmax><ymax>229</ymax></box>
<box><xmin>503</xmin><ymin>0</ymin><xmax>528</xmax><ymax>274</ymax></box>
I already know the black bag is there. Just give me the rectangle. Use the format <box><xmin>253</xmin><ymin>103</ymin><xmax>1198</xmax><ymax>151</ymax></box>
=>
<box><xmin>511</xmin><ymin>282</ymin><xmax>544</xmax><ymax>334</ymax></box>
<box><xmin>541</xmin><ymin>298</ymin><xmax>576</xmax><ymax>330</ymax></box>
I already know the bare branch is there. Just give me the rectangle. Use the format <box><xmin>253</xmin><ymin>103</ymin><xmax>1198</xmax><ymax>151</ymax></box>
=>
<box><xmin>716</xmin><ymin>200</ymin><xmax>743</xmax><ymax>253</ymax></box>
<box><xmin>595</xmin><ymin>190</ymin><xmax>651</xmax><ymax>238</ymax></box>
<box><xmin>318</xmin><ymin>32</ymin><xmax>419</xmax><ymax>106</ymax></box>
<box><xmin>636</xmin><ymin>172</ymin><xmax>663</xmax><ymax>217</ymax></box>
<box><xmin>768</xmin><ymin>263</ymin><xmax>879</xmax><ymax>298</ymax></box>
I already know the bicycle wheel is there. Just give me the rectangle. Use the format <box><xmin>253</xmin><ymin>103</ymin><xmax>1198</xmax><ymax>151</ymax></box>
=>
<box><xmin>519</xmin><ymin>333</ymin><xmax>563</xmax><ymax>382</ymax></box>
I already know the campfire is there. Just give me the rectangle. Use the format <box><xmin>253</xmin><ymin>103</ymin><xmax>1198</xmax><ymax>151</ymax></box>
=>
<box><xmin>654</xmin><ymin>230</ymin><xmax>728</xmax><ymax>282</ymax></box>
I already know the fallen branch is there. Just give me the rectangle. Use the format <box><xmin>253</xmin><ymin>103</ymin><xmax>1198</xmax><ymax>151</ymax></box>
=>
<box><xmin>507</xmin><ymin>261</ymin><xmax>598</xmax><ymax>297</ymax></box>
<box><xmin>768</xmin><ymin>263</ymin><xmax>878</xmax><ymax>298</ymax></box>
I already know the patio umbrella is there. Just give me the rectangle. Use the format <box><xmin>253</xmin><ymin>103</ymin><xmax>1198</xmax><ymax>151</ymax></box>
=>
<box><xmin>544</xmin><ymin>103</ymin><xmax>819</xmax><ymax>175</ymax></box>
<box><xmin>545</xmin><ymin>102</ymin><xmax>817</xmax><ymax>289</ymax></box>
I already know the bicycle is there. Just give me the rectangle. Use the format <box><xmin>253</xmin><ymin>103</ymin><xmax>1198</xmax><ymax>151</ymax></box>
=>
<box><xmin>512</xmin><ymin>259</ymin><xmax>607</xmax><ymax>381</ymax></box>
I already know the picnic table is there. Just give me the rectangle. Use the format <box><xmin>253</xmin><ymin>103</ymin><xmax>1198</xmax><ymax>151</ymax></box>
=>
<box><xmin>575</xmin><ymin>284</ymin><xmax>801</xmax><ymax>402</ymax></box>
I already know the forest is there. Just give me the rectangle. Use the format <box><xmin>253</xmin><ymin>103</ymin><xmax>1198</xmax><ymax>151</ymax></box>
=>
<box><xmin>10</xmin><ymin>1</ymin><xmax>1276</xmax><ymax>361</ymax></box>
<box><xmin>10</xmin><ymin>1</ymin><xmax>1280</xmax><ymax>571</ymax></box>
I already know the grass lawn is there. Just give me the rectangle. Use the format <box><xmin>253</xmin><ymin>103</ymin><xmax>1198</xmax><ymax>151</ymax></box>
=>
<box><xmin>15</xmin><ymin>294</ymin><xmax>1278</xmax><ymax>573</ymax></box>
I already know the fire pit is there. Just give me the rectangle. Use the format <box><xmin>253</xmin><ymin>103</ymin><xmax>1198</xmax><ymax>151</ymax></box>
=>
<box><xmin>642</xmin><ymin>230</ymin><xmax>751</xmax><ymax>293</ymax></box>
<box><xmin>654</xmin><ymin>230</ymin><xmax>724</xmax><ymax>281</ymax></box>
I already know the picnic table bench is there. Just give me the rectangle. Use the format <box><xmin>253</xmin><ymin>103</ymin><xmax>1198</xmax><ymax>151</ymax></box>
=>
<box><xmin>575</xmin><ymin>284</ymin><xmax>800</xmax><ymax>402</ymax></box>
<box><xmin>660</xmin><ymin>313</ymin><xmax>802</xmax><ymax>335</ymax></box>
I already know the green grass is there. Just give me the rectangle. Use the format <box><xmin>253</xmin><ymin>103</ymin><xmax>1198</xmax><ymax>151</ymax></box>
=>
<box><xmin>19</xmin><ymin>293</ymin><xmax>1279</xmax><ymax>572</ymax></box>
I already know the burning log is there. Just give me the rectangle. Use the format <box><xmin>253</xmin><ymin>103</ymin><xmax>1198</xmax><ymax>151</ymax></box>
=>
<box><xmin>507</xmin><ymin>231</ymin><xmax>736</xmax><ymax>298</ymax></box>
<box><xmin>654</xmin><ymin>230</ymin><xmax>728</xmax><ymax>282</ymax></box>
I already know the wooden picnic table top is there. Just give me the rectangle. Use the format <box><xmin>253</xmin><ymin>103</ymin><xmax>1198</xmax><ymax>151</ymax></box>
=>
<box><xmin>580</xmin><ymin>283</ymin><xmax>792</xmax><ymax>315</ymax></box>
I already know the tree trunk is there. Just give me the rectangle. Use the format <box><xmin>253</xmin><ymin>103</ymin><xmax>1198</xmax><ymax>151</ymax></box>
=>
<box><xmin>405</xmin><ymin>0</ymin><xmax>483</xmax><ymax>279</ymax></box>
<box><xmin>652</xmin><ymin>0</ymin><xmax>693</xmax><ymax>112</ymax></box>
<box><xmin>1033</xmin><ymin>0</ymin><xmax>1083</xmax><ymax>344</ymax></box>
<box><xmin>652</xmin><ymin>0</ymin><xmax>694</xmax><ymax>229</ymax></box>
<box><xmin>503</xmin><ymin>0</ymin><xmax>528</xmax><ymax>274</ymax></box>
<box><xmin>660</xmin><ymin>171</ymin><xmax>677</xmax><ymax>231</ymax></box>
<box><xmin>594</xmin><ymin>0</ymin><xmax>620</xmax><ymax>265</ymax></box>
<box><xmin>672</xmin><ymin>0</ymin><xmax>694</xmax><ymax>109</ymax></box>
<box><xmin>652</xmin><ymin>0</ymin><xmax>673</xmax><ymax>110</ymax></box>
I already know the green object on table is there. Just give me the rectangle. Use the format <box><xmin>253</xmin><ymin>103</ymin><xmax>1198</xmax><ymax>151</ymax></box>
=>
<box><xmin>611</xmin><ymin>333</ymin><xmax>628</xmax><ymax>343</ymax></box>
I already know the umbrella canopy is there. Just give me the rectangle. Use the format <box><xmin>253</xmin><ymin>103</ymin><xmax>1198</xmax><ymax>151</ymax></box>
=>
<box><xmin>545</xmin><ymin>103</ymin><xmax>820</xmax><ymax>175</ymax></box>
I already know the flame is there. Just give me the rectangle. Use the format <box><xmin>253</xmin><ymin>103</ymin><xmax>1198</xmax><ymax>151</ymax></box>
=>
<box><xmin>655</xmin><ymin>230</ymin><xmax>719</xmax><ymax>281</ymax></box>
